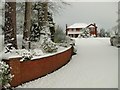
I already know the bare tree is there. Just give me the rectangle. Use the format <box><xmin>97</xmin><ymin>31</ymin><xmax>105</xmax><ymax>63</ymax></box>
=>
<box><xmin>48</xmin><ymin>0</ymin><xmax>70</xmax><ymax>14</ymax></box>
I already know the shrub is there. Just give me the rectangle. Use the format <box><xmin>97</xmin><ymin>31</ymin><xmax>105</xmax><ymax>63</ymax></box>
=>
<box><xmin>54</xmin><ymin>26</ymin><xmax>66</xmax><ymax>43</ymax></box>
<box><xmin>0</xmin><ymin>61</ymin><xmax>13</xmax><ymax>89</ymax></box>
<box><xmin>41</xmin><ymin>37</ymin><xmax>58</xmax><ymax>53</ymax></box>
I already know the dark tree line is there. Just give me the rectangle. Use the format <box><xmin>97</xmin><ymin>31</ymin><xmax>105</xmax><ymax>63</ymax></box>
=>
<box><xmin>4</xmin><ymin>0</ymin><xmax>68</xmax><ymax>52</ymax></box>
<box><xmin>4</xmin><ymin>1</ymin><xmax>53</xmax><ymax>52</ymax></box>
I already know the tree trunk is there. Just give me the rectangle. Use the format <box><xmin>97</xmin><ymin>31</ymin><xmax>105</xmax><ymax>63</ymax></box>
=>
<box><xmin>4</xmin><ymin>1</ymin><xmax>17</xmax><ymax>52</ymax></box>
<box><xmin>22</xmin><ymin>1</ymin><xmax>32</xmax><ymax>49</ymax></box>
<box><xmin>42</xmin><ymin>1</ymin><xmax>48</xmax><ymax>26</ymax></box>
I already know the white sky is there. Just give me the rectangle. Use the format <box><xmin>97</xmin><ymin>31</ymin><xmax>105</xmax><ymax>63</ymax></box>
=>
<box><xmin>54</xmin><ymin>2</ymin><xmax>118</xmax><ymax>31</ymax></box>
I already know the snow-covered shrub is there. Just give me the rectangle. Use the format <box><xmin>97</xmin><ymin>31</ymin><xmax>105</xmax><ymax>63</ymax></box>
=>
<box><xmin>57</xmin><ymin>36</ymin><xmax>75</xmax><ymax>47</ymax></box>
<box><xmin>11</xmin><ymin>49</ymin><xmax>44</xmax><ymax>61</ymax></box>
<box><xmin>54</xmin><ymin>25</ymin><xmax>66</xmax><ymax>43</ymax></box>
<box><xmin>72</xmin><ymin>45</ymin><xmax>77</xmax><ymax>55</ymax></box>
<box><xmin>110</xmin><ymin>34</ymin><xmax>120</xmax><ymax>47</ymax></box>
<box><xmin>32</xmin><ymin>49</ymin><xmax>44</xmax><ymax>56</ymax></box>
<box><xmin>0</xmin><ymin>61</ymin><xmax>13</xmax><ymax>89</ymax></box>
<box><xmin>78</xmin><ymin>28</ymin><xmax>90</xmax><ymax>38</ymax></box>
<box><xmin>21</xmin><ymin>52</ymin><xmax>33</xmax><ymax>61</ymax></box>
<box><xmin>54</xmin><ymin>26</ymin><xmax>76</xmax><ymax>47</ymax></box>
<box><xmin>17</xmin><ymin>49</ymin><xmax>33</xmax><ymax>61</ymax></box>
<box><xmin>22</xmin><ymin>38</ymin><xmax>30</xmax><ymax>50</ymax></box>
<box><xmin>99</xmin><ymin>28</ymin><xmax>106</xmax><ymax>37</ymax></box>
<box><xmin>41</xmin><ymin>37</ymin><xmax>58</xmax><ymax>53</ymax></box>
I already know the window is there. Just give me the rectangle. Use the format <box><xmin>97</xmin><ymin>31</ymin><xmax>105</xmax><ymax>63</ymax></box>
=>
<box><xmin>73</xmin><ymin>28</ymin><xmax>76</xmax><ymax>31</ymax></box>
<box><xmin>76</xmin><ymin>28</ymin><xmax>80</xmax><ymax>31</ymax></box>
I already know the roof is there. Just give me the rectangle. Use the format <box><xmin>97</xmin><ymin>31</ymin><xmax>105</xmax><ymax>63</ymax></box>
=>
<box><xmin>88</xmin><ymin>25</ymin><xmax>95</xmax><ymax>28</ymax></box>
<box><xmin>67</xmin><ymin>23</ymin><xmax>88</xmax><ymax>29</ymax></box>
<box><xmin>87</xmin><ymin>23</ymin><xmax>97</xmax><ymax>28</ymax></box>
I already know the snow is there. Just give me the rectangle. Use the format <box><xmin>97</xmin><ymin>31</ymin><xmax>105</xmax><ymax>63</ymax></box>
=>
<box><xmin>67</xmin><ymin>23</ymin><xmax>88</xmax><ymax>29</ymax></box>
<box><xmin>88</xmin><ymin>25</ymin><xmax>95</xmax><ymax>28</ymax></box>
<box><xmin>0</xmin><ymin>35</ymin><xmax>70</xmax><ymax>60</ymax></box>
<box><xmin>2</xmin><ymin>52</ymin><xmax>21</xmax><ymax>60</ymax></box>
<box><xmin>1</xmin><ymin>45</ymin><xmax>69</xmax><ymax>61</ymax></box>
<box><xmin>32</xmin><ymin>46</ymin><xmax>71</xmax><ymax>60</ymax></box>
<box><xmin>17</xmin><ymin>38</ymin><xmax>118</xmax><ymax>88</ymax></box>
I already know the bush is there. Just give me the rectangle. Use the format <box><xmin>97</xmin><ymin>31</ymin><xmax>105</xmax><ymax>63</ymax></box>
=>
<box><xmin>41</xmin><ymin>37</ymin><xmax>58</xmax><ymax>53</ymax></box>
<box><xmin>0</xmin><ymin>61</ymin><xmax>13</xmax><ymax>89</ymax></box>
<box><xmin>54</xmin><ymin>26</ymin><xmax>66</xmax><ymax>43</ymax></box>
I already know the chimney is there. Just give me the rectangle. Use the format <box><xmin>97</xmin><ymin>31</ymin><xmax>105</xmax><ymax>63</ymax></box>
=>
<box><xmin>66</xmin><ymin>24</ymin><xmax>68</xmax><ymax>29</ymax></box>
<box><xmin>93</xmin><ymin>23</ymin><xmax>97</xmax><ymax>37</ymax></box>
<box><xmin>93</xmin><ymin>23</ymin><xmax>96</xmax><ymax>27</ymax></box>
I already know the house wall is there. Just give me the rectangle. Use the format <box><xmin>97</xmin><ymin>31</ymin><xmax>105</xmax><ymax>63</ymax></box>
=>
<box><xmin>67</xmin><ymin>27</ymin><xmax>97</xmax><ymax>38</ymax></box>
<box><xmin>66</xmin><ymin>23</ymin><xmax>98</xmax><ymax>38</ymax></box>
<box><xmin>89</xmin><ymin>27</ymin><xmax>97</xmax><ymax>36</ymax></box>
<box><xmin>67</xmin><ymin>28</ymin><xmax>80</xmax><ymax>38</ymax></box>
<box><xmin>3</xmin><ymin>46</ymin><xmax>73</xmax><ymax>87</ymax></box>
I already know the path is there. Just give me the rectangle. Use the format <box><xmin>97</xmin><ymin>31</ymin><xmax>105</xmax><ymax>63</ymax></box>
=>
<box><xmin>18</xmin><ymin>38</ymin><xmax>118</xmax><ymax>88</ymax></box>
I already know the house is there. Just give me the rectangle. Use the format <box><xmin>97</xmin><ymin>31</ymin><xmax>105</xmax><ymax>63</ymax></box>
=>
<box><xmin>66</xmin><ymin>23</ymin><xmax>97</xmax><ymax>38</ymax></box>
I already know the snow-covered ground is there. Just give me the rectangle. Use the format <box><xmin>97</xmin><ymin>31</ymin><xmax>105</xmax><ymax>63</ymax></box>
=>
<box><xmin>0</xmin><ymin>35</ymin><xmax>23</xmax><ymax>52</ymax></box>
<box><xmin>0</xmin><ymin>35</ymin><xmax>69</xmax><ymax>60</ymax></box>
<box><xmin>17</xmin><ymin>37</ymin><xmax>118</xmax><ymax>88</ymax></box>
<box><xmin>0</xmin><ymin>35</ymin><xmax>23</xmax><ymax>60</ymax></box>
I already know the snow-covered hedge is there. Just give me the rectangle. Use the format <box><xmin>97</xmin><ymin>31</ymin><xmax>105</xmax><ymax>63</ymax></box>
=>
<box><xmin>16</xmin><ymin>49</ymin><xmax>44</xmax><ymax>61</ymax></box>
<box><xmin>54</xmin><ymin>25</ymin><xmax>66</xmax><ymax>43</ymax></box>
<box><xmin>56</xmin><ymin>36</ymin><xmax>75</xmax><ymax>47</ymax></box>
<box><xmin>0</xmin><ymin>61</ymin><xmax>13</xmax><ymax>89</ymax></box>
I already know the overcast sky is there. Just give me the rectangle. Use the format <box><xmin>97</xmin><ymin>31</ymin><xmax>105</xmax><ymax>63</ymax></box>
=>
<box><xmin>0</xmin><ymin>1</ymin><xmax>118</xmax><ymax>34</ymax></box>
<box><xmin>54</xmin><ymin>2</ymin><xmax>118</xmax><ymax>31</ymax></box>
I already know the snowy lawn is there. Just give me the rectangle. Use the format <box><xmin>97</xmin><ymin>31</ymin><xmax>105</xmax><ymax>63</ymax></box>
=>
<box><xmin>17</xmin><ymin>37</ymin><xmax>118</xmax><ymax>88</ymax></box>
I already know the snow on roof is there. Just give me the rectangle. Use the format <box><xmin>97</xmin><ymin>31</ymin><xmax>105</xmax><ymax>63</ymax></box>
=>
<box><xmin>67</xmin><ymin>23</ymin><xmax>88</xmax><ymax>29</ymax></box>
<box><xmin>88</xmin><ymin>25</ymin><xmax>95</xmax><ymax>28</ymax></box>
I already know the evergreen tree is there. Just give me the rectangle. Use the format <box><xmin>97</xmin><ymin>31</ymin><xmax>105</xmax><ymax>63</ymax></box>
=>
<box><xmin>48</xmin><ymin>12</ymin><xmax>55</xmax><ymax>42</ymax></box>
<box><xmin>31</xmin><ymin>2</ymin><xmax>43</xmax><ymax>42</ymax></box>
<box><xmin>31</xmin><ymin>2</ymin><xmax>55</xmax><ymax>42</ymax></box>
<box><xmin>54</xmin><ymin>25</ymin><xmax>66</xmax><ymax>43</ymax></box>
<box><xmin>79</xmin><ymin>28</ymin><xmax>90</xmax><ymax>38</ymax></box>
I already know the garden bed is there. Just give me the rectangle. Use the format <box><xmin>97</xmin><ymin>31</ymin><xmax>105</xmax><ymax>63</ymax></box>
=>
<box><xmin>3</xmin><ymin>46</ymin><xmax>73</xmax><ymax>87</ymax></box>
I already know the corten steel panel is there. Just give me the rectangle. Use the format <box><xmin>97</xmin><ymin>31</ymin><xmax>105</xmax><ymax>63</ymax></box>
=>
<box><xmin>3</xmin><ymin>47</ymin><xmax>73</xmax><ymax>87</ymax></box>
<box><xmin>3</xmin><ymin>58</ymin><xmax>21</xmax><ymax>87</ymax></box>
